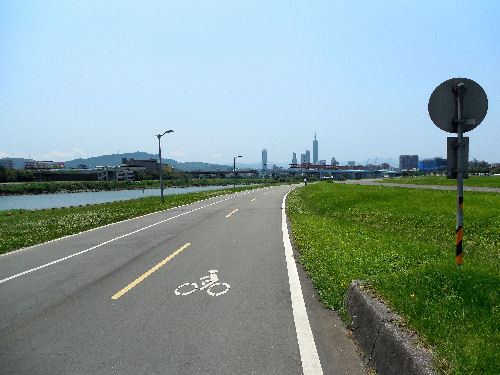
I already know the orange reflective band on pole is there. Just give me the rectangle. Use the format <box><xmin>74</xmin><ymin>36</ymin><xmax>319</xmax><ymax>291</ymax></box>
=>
<box><xmin>456</xmin><ymin>227</ymin><xmax>463</xmax><ymax>244</ymax></box>
<box><xmin>459</xmin><ymin>196</ymin><xmax>463</xmax><ymax>211</ymax></box>
<box><xmin>456</xmin><ymin>226</ymin><xmax>463</xmax><ymax>266</ymax></box>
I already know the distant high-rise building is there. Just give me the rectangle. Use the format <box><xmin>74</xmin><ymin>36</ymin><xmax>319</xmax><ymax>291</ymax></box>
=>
<box><xmin>313</xmin><ymin>133</ymin><xmax>318</xmax><ymax>165</ymax></box>
<box><xmin>418</xmin><ymin>157</ymin><xmax>446</xmax><ymax>171</ymax></box>
<box><xmin>319</xmin><ymin>160</ymin><xmax>326</xmax><ymax>165</ymax></box>
<box><xmin>399</xmin><ymin>155</ymin><xmax>419</xmax><ymax>170</ymax></box>
<box><xmin>331</xmin><ymin>157</ymin><xmax>337</xmax><ymax>166</ymax></box>
<box><xmin>300</xmin><ymin>150</ymin><xmax>311</xmax><ymax>164</ymax></box>
<box><xmin>0</xmin><ymin>159</ymin><xmax>14</xmax><ymax>169</ymax></box>
<box><xmin>292</xmin><ymin>152</ymin><xmax>297</xmax><ymax>165</ymax></box>
<box><xmin>262</xmin><ymin>149</ymin><xmax>268</xmax><ymax>170</ymax></box>
<box><xmin>347</xmin><ymin>161</ymin><xmax>355</xmax><ymax>166</ymax></box>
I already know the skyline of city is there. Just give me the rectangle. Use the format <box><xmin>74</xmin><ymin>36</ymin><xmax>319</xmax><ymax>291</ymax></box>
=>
<box><xmin>3</xmin><ymin>130</ymin><xmax>496</xmax><ymax>171</ymax></box>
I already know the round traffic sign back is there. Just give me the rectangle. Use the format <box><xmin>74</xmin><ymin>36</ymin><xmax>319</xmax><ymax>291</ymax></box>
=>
<box><xmin>428</xmin><ymin>78</ymin><xmax>488</xmax><ymax>133</ymax></box>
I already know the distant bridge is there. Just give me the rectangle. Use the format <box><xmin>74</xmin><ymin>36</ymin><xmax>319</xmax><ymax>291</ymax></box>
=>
<box><xmin>183</xmin><ymin>170</ymin><xmax>260</xmax><ymax>178</ymax></box>
<box><xmin>183</xmin><ymin>166</ymin><xmax>400</xmax><ymax>180</ymax></box>
<box><xmin>289</xmin><ymin>163</ymin><xmax>400</xmax><ymax>180</ymax></box>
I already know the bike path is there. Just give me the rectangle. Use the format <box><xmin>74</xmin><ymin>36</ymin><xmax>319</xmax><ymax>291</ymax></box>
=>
<box><xmin>0</xmin><ymin>185</ymin><xmax>365</xmax><ymax>374</ymax></box>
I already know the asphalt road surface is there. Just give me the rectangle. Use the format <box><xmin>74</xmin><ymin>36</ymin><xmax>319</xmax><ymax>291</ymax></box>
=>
<box><xmin>0</xmin><ymin>185</ymin><xmax>365</xmax><ymax>374</ymax></box>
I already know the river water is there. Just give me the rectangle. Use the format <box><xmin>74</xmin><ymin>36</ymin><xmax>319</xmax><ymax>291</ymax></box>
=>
<box><xmin>0</xmin><ymin>185</ymin><xmax>241</xmax><ymax>211</ymax></box>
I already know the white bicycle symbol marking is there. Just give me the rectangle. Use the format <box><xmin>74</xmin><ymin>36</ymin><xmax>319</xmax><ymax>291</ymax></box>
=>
<box><xmin>174</xmin><ymin>270</ymin><xmax>230</xmax><ymax>296</ymax></box>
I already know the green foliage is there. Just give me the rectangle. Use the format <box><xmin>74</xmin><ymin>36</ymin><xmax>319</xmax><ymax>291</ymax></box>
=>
<box><xmin>382</xmin><ymin>175</ymin><xmax>500</xmax><ymax>188</ymax></box>
<box><xmin>287</xmin><ymin>182</ymin><xmax>499</xmax><ymax>374</ymax></box>
<box><xmin>0</xmin><ymin>184</ymin><xmax>281</xmax><ymax>254</ymax></box>
<box><xmin>0</xmin><ymin>178</ymin><xmax>270</xmax><ymax>195</ymax></box>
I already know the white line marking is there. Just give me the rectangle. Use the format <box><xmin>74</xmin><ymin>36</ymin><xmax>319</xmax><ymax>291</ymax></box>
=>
<box><xmin>0</xmin><ymin>192</ymin><xmax>247</xmax><ymax>285</ymax></box>
<box><xmin>282</xmin><ymin>190</ymin><xmax>323</xmax><ymax>374</ymax></box>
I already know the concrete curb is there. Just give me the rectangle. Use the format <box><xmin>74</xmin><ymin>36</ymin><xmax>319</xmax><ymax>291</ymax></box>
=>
<box><xmin>344</xmin><ymin>280</ymin><xmax>435</xmax><ymax>375</ymax></box>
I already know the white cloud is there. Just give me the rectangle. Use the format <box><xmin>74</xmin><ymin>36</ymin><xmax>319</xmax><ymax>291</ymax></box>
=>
<box><xmin>169</xmin><ymin>151</ymin><xmax>187</xmax><ymax>159</ymax></box>
<box><xmin>0</xmin><ymin>151</ymin><xmax>32</xmax><ymax>159</ymax></box>
<box><xmin>72</xmin><ymin>148</ymin><xmax>86</xmax><ymax>156</ymax></box>
<box><xmin>38</xmin><ymin>150</ymin><xmax>73</xmax><ymax>160</ymax></box>
<box><xmin>37</xmin><ymin>149</ymin><xmax>87</xmax><ymax>161</ymax></box>
<box><xmin>212</xmin><ymin>153</ymin><xmax>223</xmax><ymax>159</ymax></box>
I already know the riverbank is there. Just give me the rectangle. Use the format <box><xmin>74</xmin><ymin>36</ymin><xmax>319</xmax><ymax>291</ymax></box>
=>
<box><xmin>0</xmin><ymin>184</ymin><xmax>286</xmax><ymax>254</ymax></box>
<box><xmin>0</xmin><ymin>185</ymin><xmax>255</xmax><ymax>211</ymax></box>
<box><xmin>0</xmin><ymin>178</ymin><xmax>272</xmax><ymax>196</ymax></box>
<box><xmin>287</xmin><ymin>182</ymin><xmax>499</xmax><ymax>374</ymax></box>
<box><xmin>378</xmin><ymin>175</ymin><xmax>500</xmax><ymax>188</ymax></box>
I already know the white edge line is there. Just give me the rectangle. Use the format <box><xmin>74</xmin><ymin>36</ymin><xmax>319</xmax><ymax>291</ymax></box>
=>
<box><xmin>0</xmin><ymin>185</ymin><xmax>281</xmax><ymax>284</ymax></box>
<box><xmin>282</xmin><ymin>188</ymin><xmax>323</xmax><ymax>375</ymax></box>
<box><xmin>0</xmin><ymin>187</ymin><xmax>260</xmax><ymax>258</ymax></box>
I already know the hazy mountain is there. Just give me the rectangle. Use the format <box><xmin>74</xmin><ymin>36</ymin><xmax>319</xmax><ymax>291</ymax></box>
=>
<box><xmin>63</xmin><ymin>152</ymin><xmax>235</xmax><ymax>172</ymax></box>
<box><xmin>64</xmin><ymin>152</ymin><xmax>158</xmax><ymax>169</ymax></box>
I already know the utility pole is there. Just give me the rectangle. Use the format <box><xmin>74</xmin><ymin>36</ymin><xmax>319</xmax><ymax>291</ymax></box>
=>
<box><xmin>156</xmin><ymin>130</ymin><xmax>174</xmax><ymax>203</ymax></box>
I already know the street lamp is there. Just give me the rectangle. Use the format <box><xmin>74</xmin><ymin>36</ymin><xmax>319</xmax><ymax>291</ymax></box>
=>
<box><xmin>233</xmin><ymin>155</ymin><xmax>242</xmax><ymax>189</ymax></box>
<box><xmin>156</xmin><ymin>130</ymin><xmax>174</xmax><ymax>203</ymax></box>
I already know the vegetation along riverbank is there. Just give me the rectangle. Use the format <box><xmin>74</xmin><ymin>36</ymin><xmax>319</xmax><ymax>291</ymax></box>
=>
<box><xmin>0</xmin><ymin>184</ymin><xmax>289</xmax><ymax>254</ymax></box>
<box><xmin>287</xmin><ymin>181</ymin><xmax>499</xmax><ymax>374</ymax></box>
<box><xmin>0</xmin><ymin>177</ymin><xmax>302</xmax><ymax>196</ymax></box>
<box><xmin>379</xmin><ymin>175</ymin><xmax>500</xmax><ymax>188</ymax></box>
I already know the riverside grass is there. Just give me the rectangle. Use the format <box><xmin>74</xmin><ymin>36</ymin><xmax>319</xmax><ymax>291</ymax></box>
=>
<box><xmin>287</xmin><ymin>182</ymin><xmax>499</xmax><ymax>375</ymax></box>
<box><xmin>381</xmin><ymin>175</ymin><xmax>500</xmax><ymax>188</ymax></box>
<box><xmin>0</xmin><ymin>185</ymin><xmax>269</xmax><ymax>254</ymax></box>
<box><xmin>0</xmin><ymin>178</ymin><xmax>267</xmax><ymax>195</ymax></box>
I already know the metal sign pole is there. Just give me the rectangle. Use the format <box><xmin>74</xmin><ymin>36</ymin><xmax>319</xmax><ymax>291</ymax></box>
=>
<box><xmin>455</xmin><ymin>83</ymin><xmax>465</xmax><ymax>267</ymax></box>
<box><xmin>428</xmin><ymin>77</ymin><xmax>488</xmax><ymax>267</ymax></box>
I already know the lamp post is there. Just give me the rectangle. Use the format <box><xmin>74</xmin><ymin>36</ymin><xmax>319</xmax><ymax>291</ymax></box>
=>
<box><xmin>233</xmin><ymin>155</ymin><xmax>242</xmax><ymax>189</ymax></box>
<box><xmin>156</xmin><ymin>130</ymin><xmax>174</xmax><ymax>203</ymax></box>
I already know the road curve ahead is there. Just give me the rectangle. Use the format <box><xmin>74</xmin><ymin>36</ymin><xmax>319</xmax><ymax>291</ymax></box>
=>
<box><xmin>0</xmin><ymin>185</ymin><xmax>365</xmax><ymax>374</ymax></box>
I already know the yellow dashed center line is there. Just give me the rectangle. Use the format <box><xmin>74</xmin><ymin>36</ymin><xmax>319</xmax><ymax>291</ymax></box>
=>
<box><xmin>111</xmin><ymin>242</ymin><xmax>191</xmax><ymax>300</ymax></box>
<box><xmin>226</xmin><ymin>209</ymin><xmax>239</xmax><ymax>218</ymax></box>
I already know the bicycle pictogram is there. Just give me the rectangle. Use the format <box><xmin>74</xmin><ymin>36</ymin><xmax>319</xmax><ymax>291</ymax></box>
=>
<box><xmin>174</xmin><ymin>270</ymin><xmax>230</xmax><ymax>296</ymax></box>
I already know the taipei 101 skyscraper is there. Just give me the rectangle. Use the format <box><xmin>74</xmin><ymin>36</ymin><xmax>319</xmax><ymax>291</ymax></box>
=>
<box><xmin>313</xmin><ymin>133</ymin><xmax>318</xmax><ymax>165</ymax></box>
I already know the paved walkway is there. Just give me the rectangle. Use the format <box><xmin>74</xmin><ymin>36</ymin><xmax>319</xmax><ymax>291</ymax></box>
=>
<box><xmin>338</xmin><ymin>179</ymin><xmax>500</xmax><ymax>193</ymax></box>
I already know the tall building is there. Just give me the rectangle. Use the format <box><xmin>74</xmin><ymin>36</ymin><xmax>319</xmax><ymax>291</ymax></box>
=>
<box><xmin>262</xmin><ymin>149</ymin><xmax>268</xmax><ymax>170</ymax></box>
<box><xmin>313</xmin><ymin>133</ymin><xmax>318</xmax><ymax>165</ymax></box>
<box><xmin>418</xmin><ymin>158</ymin><xmax>446</xmax><ymax>171</ymax></box>
<box><xmin>0</xmin><ymin>159</ymin><xmax>14</xmax><ymax>169</ymax></box>
<box><xmin>300</xmin><ymin>150</ymin><xmax>311</xmax><ymax>164</ymax></box>
<box><xmin>399</xmin><ymin>155</ymin><xmax>419</xmax><ymax>170</ymax></box>
<box><xmin>331</xmin><ymin>157</ymin><xmax>337</xmax><ymax>166</ymax></box>
<box><xmin>292</xmin><ymin>152</ymin><xmax>297</xmax><ymax>165</ymax></box>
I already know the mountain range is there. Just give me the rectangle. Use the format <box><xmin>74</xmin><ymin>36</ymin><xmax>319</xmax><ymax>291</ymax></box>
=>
<box><xmin>63</xmin><ymin>152</ymin><xmax>239</xmax><ymax>171</ymax></box>
<box><xmin>1</xmin><ymin>152</ymin><xmax>266</xmax><ymax>171</ymax></box>
<box><xmin>2</xmin><ymin>152</ymin><xmax>399</xmax><ymax>170</ymax></box>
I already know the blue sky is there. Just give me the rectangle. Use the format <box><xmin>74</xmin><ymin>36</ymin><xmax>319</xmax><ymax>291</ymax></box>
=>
<box><xmin>1</xmin><ymin>1</ymin><xmax>499</xmax><ymax>166</ymax></box>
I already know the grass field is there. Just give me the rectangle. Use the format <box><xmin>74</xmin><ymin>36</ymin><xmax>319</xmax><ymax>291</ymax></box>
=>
<box><xmin>0</xmin><ymin>185</ymin><xmax>271</xmax><ymax>254</ymax></box>
<box><xmin>381</xmin><ymin>175</ymin><xmax>500</xmax><ymax>188</ymax></box>
<box><xmin>287</xmin><ymin>182</ymin><xmax>499</xmax><ymax>374</ymax></box>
